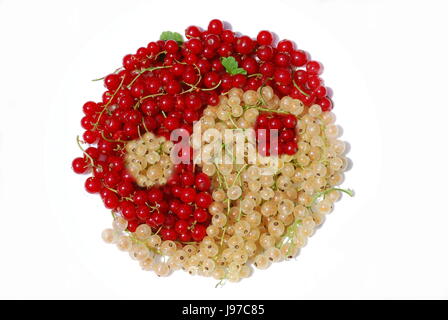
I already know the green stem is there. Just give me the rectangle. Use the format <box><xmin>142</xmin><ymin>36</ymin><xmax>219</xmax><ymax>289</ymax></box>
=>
<box><xmin>140</xmin><ymin>92</ymin><xmax>166</xmax><ymax>101</ymax></box>
<box><xmin>244</xmin><ymin>105</ymin><xmax>291</xmax><ymax>115</ymax></box>
<box><xmin>231</xmin><ymin>164</ymin><xmax>247</xmax><ymax>188</ymax></box>
<box><xmin>308</xmin><ymin>187</ymin><xmax>354</xmax><ymax>208</ymax></box>
<box><xmin>91</xmin><ymin>67</ymin><xmax>123</xmax><ymax>81</ymax></box>
<box><xmin>201</xmin><ymin>80</ymin><xmax>222</xmax><ymax>91</ymax></box>
<box><xmin>127</xmin><ymin>65</ymin><xmax>172</xmax><ymax>88</ymax></box>
<box><xmin>101</xmin><ymin>131</ymin><xmax>123</xmax><ymax>143</ymax></box>
<box><xmin>276</xmin><ymin>219</ymin><xmax>302</xmax><ymax>257</ymax></box>
<box><xmin>293</xmin><ymin>79</ymin><xmax>310</xmax><ymax>97</ymax></box>
<box><xmin>228</xmin><ymin>115</ymin><xmax>239</xmax><ymax>129</ymax></box>
<box><xmin>93</xmin><ymin>76</ymin><xmax>125</xmax><ymax>129</ymax></box>
<box><xmin>76</xmin><ymin>136</ymin><xmax>95</xmax><ymax>167</ymax></box>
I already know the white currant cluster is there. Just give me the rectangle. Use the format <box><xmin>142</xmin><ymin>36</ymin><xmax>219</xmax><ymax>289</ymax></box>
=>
<box><xmin>102</xmin><ymin>87</ymin><xmax>351</xmax><ymax>283</ymax></box>
<box><xmin>124</xmin><ymin>132</ymin><xmax>174</xmax><ymax>187</ymax></box>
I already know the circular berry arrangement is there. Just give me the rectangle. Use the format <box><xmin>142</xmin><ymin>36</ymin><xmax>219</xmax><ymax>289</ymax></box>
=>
<box><xmin>73</xmin><ymin>19</ymin><xmax>352</xmax><ymax>282</ymax></box>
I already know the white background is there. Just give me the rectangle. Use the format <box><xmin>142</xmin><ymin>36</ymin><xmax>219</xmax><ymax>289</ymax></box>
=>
<box><xmin>0</xmin><ymin>0</ymin><xmax>447</xmax><ymax>299</ymax></box>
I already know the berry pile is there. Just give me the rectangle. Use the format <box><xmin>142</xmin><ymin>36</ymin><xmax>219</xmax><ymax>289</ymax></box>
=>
<box><xmin>255</xmin><ymin>112</ymin><xmax>298</xmax><ymax>156</ymax></box>
<box><xmin>72</xmin><ymin>20</ymin><xmax>350</xmax><ymax>282</ymax></box>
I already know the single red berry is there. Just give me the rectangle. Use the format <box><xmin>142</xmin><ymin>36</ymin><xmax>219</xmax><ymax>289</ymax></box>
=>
<box><xmin>83</xmin><ymin>101</ymin><xmax>99</xmax><ymax>115</ymax></box>
<box><xmin>319</xmin><ymin>97</ymin><xmax>333</xmax><ymax>111</ymax></box>
<box><xmin>163</xmin><ymin>116</ymin><xmax>180</xmax><ymax>131</ymax></box>
<box><xmin>241</xmin><ymin>57</ymin><xmax>258</xmax><ymax>74</ymax></box>
<box><xmin>196</xmin><ymin>192</ymin><xmax>212</xmax><ymax>208</ymax></box>
<box><xmin>180</xmin><ymin>172</ymin><xmax>195</xmax><ymax>186</ymax></box>
<box><xmin>280</xmin><ymin>129</ymin><xmax>295</xmax><ymax>142</ymax></box>
<box><xmin>221</xmin><ymin>30</ymin><xmax>235</xmax><ymax>43</ymax></box>
<box><xmin>193</xmin><ymin>208</ymin><xmax>209</xmax><ymax>223</ymax></box>
<box><xmin>133</xmin><ymin>190</ymin><xmax>147</xmax><ymax>205</ymax></box>
<box><xmin>274</xmin><ymin>68</ymin><xmax>292</xmax><ymax>85</ymax></box>
<box><xmin>165</xmin><ymin>40</ymin><xmax>179</xmax><ymax>53</ymax></box>
<box><xmin>256</xmin><ymin>114</ymin><xmax>269</xmax><ymax>129</ymax></box>
<box><xmin>232</xmin><ymin>74</ymin><xmax>247</xmax><ymax>88</ymax></box>
<box><xmin>291</xmin><ymin>50</ymin><xmax>308</xmax><ymax>67</ymax></box>
<box><xmin>293</xmin><ymin>69</ymin><xmax>309</xmax><ymax>84</ymax></box>
<box><xmin>235</xmin><ymin>36</ymin><xmax>255</xmax><ymax>54</ymax></box>
<box><xmin>268</xmin><ymin>117</ymin><xmax>282</xmax><ymax>130</ymax></box>
<box><xmin>274</xmin><ymin>52</ymin><xmax>290</xmax><ymax>67</ymax></box>
<box><xmin>161</xmin><ymin>228</ymin><xmax>178</xmax><ymax>241</ymax></box>
<box><xmin>257</xmin><ymin>30</ymin><xmax>273</xmax><ymax>45</ymax></box>
<box><xmin>164</xmin><ymin>214</ymin><xmax>177</xmax><ymax>227</ymax></box>
<box><xmin>175</xmin><ymin>219</ymin><xmax>189</xmax><ymax>234</ymax></box>
<box><xmin>256</xmin><ymin>45</ymin><xmax>274</xmax><ymax>61</ymax></box>
<box><xmin>152</xmin><ymin>212</ymin><xmax>166</xmax><ymax>226</ymax></box>
<box><xmin>103</xmin><ymin>193</ymin><xmax>119</xmax><ymax>209</ymax></box>
<box><xmin>82</xmin><ymin>130</ymin><xmax>98</xmax><ymax>144</ymax></box>
<box><xmin>186</xmin><ymin>38</ymin><xmax>203</xmax><ymax>54</ymax></box>
<box><xmin>195</xmin><ymin>173</ymin><xmax>211</xmax><ymax>191</ymax></box>
<box><xmin>306</xmin><ymin>60</ymin><xmax>322</xmax><ymax>75</ymax></box>
<box><xmin>121</xmin><ymin>203</ymin><xmax>137</xmax><ymax>221</ymax></box>
<box><xmin>72</xmin><ymin>157</ymin><xmax>88</xmax><ymax>174</ymax></box>
<box><xmin>203</xmin><ymin>71</ymin><xmax>220</xmax><ymax>88</ymax></box>
<box><xmin>81</xmin><ymin>116</ymin><xmax>94</xmax><ymax>130</ymax></box>
<box><xmin>85</xmin><ymin>177</ymin><xmax>101</xmax><ymax>193</ymax></box>
<box><xmin>259</xmin><ymin>62</ymin><xmax>275</xmax><ymax>77</ymax></box>
<box><xmin>136</xmin><ymin>205</ymin><xmax>151</xmax><ymax>220</ymax></box>
<box><xmin>104</xmin><ymin>74</ymin><xmax>120</xmax><ymax>91</ymax></box>
<box><xmin>283</xmin><ymin>141</ymin><xmax>298</xmax><ymax>155</ymax></box>
<box><xmin>205</xmin><ymin>34</ymin><xmax>221</xmax><ymax>50</ymax></box>
<box><xmin>177</xmin><ymin>204</ymin><xmax>193</xmax><ymax>220</ymax></box>
<box><xmin>185</xmin><ymin>25</ymin><xmax>201</xmax><ymax>39</ymax></box>
<box><xmin>282</xmin><ymin>114</ymin><xmax>297</xmax><ymax>128</ymax></box>
<box><xmin>182</xmin><ymin>69</ymin><xmax>198</xmax><ymax>85</ymax></box>
<box><xmin>191</xmin><ymin>224</ymin><xmax>207</xmax><ymax>241</ymax></box>
<box><xmin>307</xmin><ymin>75</ymin><xmax>322</xmax><ymax>90</ymax></box>
<box><xmin>207</xmin><ymin>19</ymin><xmax>224</xmax><ymax>35</ymax></box>
<box><xmin>127</xmin><ymin>220</ymin><xmax>139</xmax><ymax>233</ymax></box>
<box><xmin>217</xmin><ymin>43</ymin><xmax>233</xmax><ymax>57</ymax></box>
<box><xmin>314</xmin><ymin>86</ymin><xmax>327</xmax><ymax>99</ymax></box>
<box><xmin>277</xmin><ymin>39</ymin><xmax>294</xmax><ymax>53</ymax></box>
<box><xmin>117</xmin><ymin>181</ymin><xmax>134</xmax><ymax>197</ymax></box>
<box><xmin>180</xmin><ymin>187</ymin><xmax>196</xmax><ymax>203</ymax></box>
<box><xmin>147</xmin><ymin>188</ymin><xmax>163</xmax><ymax>204</ymax></box>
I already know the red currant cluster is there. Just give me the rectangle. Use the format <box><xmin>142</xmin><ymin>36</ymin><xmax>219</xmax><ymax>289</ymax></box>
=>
<box><xmin>255</xmin><ymin>113</ymin><xmax>298</xmax><ymax>156</ymax></box>
<box><xmin>73</xmin><ymin>143</ymin><xmax>212</xmax><ymax>241</ymax></box>
<box><xmin>73</xmin><ymin>19</ymin><xmax>333</xmax><ymax>244</ymax></box>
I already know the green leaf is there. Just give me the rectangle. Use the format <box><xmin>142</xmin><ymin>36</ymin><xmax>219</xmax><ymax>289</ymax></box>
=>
<box><xmin>159</xmin><ymin>31</ymin><xmax>184</xmax><ymax>44</ymax></box>
<box><xmin>221</xmin><ymin>56</ymin><xmax>247</xmax><ymax>75</ymax></box>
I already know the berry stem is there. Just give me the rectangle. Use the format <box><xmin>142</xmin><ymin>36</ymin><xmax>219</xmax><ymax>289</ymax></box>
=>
<box><xmin>308</xmin><ymin>187</ymin><xmax>354</xmax><ymax>209</ymax></box>
<box><xmin>248</xmin><ymin>73</ymin><xmax>262</xmax><ymax>78</ymax></box>
<box><xmin>243</xmin><ymin>105</ymin><xmax>291</xmax><ymax>115</ymax></box>
<box><xmin>231</xmin><ymin>164</ymin><xmax>247</xmax><ymax>188</ymax></box>
<box><xmin>139</xmin><ymin>92</ymin><xmax>166</xmax><ymax>101</ymax></box>
<box><xmin>201</xmin><ymin>80</ymin><xmax>222</xmax><ymax>91</ymax></box>
<box><xmin>93</xmin><ymin>76</ymin><xmax>126</xmax><ymax>130</ymax></box>
<box><xmin>276</xmin><ymin>218</ymin><xmax>303</xmax><ymax>257</ymax></box>
<box><xmin>126</xmin><ymin>231</ymin><xmax>161</xmax><ymax>255</ymax></box>
<box><xmin>127</xmin><ymin>65</ymin><xmax>172</xmax><ymax>89</ymax></box>
<box><xmin>101</xmin><ymin>131</ymin><xmax>124</xmax><ymax>143</ymax></box>
<box><xmin>91</xmin><ymin>67</ymin><xmax>123</xmax><ymax>81</ymax></box>
<box><xmin>293</xmin><ymin>79</ymin><xmax>310</xmax><ymax>97</ymax></box>
<box><xmin>76</xmin><ymin>135</ymin><xmax>95</xmax><ymax>167</ymax></box>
